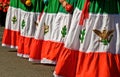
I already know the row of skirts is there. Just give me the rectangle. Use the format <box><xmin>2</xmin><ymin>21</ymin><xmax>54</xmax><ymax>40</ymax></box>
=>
<box><xmin>2</xmin><ymin>0</ymin><xmax>120</xmax><ymax>77</ymax></box>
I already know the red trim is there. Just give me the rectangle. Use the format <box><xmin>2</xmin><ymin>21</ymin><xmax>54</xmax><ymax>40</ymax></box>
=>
<box><xmin>55</xmin><ymin>48</ymin><xmax>120</xmax><ymax>77</ymax></box>
<box><xmin>17</xmin><ymin>36</ymin><xmax>33</xmax><ymax>56</ymax></box>
<box><xmin>29</xmin><ymin>39</ymin><xmax>43</xmax><ymax>60</ymax></box>
<box><xmin>2</xmin><ymin>29</ymin><xmax>20</xmax><ymax>47</ymax></box>
<box><xmin>41</xmin><ymin>41</ymin><xmax>64</xmax><ymax>61</ymax></box>
<box><xmin>29</xmin><ymin>39</ymin><xmax>64</xmax><ymax>62</ymax></box>
<box><xmin>79</xmin><ymin>0</ymin><xmax>90</xmax><ymax>25</ymax></box>
<box><xmin>55</xmin><ymin>48</ymin><xmax>79</xmax><ymax>77</ymax></box>
<box><xmin>38</xmin><ymin>10</ymin><xmax>44</xmax><ymax>21</ymax></box>
<box><xmin>76</xmin><ymin>52</ymin><xmax>120</xmax><ymax>77</ymax></box>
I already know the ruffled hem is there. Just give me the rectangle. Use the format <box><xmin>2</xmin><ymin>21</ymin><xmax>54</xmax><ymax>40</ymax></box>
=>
<box><xmin>17</xmin><ymin>53</ymin><xmax>29</xmax><ymax>58</ymax></box>
<box><xmin>17</xmin><ymin>36</ymin><xmax>33</xmax><ymax>58</ymax></box>
<box><xmin>29</xmin><ymin>58</ymin><xmax>56</xmax><ymax>64</ymax></box>
<box><xmin>2</xmin><ymin>29</ymin><xmax>20</xmax><ymax>48</ymax></box>
<box><xmin>29</xmin><ymin>39</ymin><xmax>64</xmax><ymax>64</ymax></box>
<box><xmin>2</xmin><ymin>43</ymin><xmax>18</xmax><ymax>49</ymax></box>
<box><xmin>55</xmin><ymin>47</ymin><xmax>120</xmax><ymax>77</ymax></box>
<box><xmin>53</xmin><ymin>71</ymin><xmax>64</xmax><ymax>77</ymax></box>
<box><xmin>54</xmin><ymin>47</ymin><xmax>78</xmax><ymax>77</ymax></box>
<box><xmin>2</xmin><ymin>29</ymin><xmax>32</xmax><ymax>58</ymax></box>
<box><xmin>41</xmin><ymin>40</ymin><xmax>64</xmax><ymax>61</ymax></box>
<box><xmin>41</xmin><ymin>58</ymin><xmax>56</xmax><ymax>64</ymax></box>
<box><xmin>29</xmin><ymin>39</ymin><xmax>43</xmax><ymax>60</ymax></box>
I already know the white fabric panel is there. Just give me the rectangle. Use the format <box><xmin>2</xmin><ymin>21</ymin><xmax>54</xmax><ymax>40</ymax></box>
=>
<box><xmin>34</xmin><ymin>12</ymin><xmax>72</xmax><ymax>43</ymax></box>
<box><xmin>5</xmin><ymin>7</ymin><xmax>20</xmax><ymax>31</ymax></box>
<box><xmin>51</xmin><ymin>12</ymin><xmax>72</xmax><ymax>42</ymax></box>
<box><xmin>5</xmin><ymin>6</ymin><xmax>40</xmax><ymax>37</ymax></box>
<box><xmin>44</xmin><ymin>13</ymin><xmax>56</xmax><ymax>40</ymax></box>
<box><xmin>20</xmin><ymin>9</ymin><xmax>40</xmax><ymax>37</ymax></box>
<box><xmin>65</xmin><ymin>8</ymin><xmax>120</xmax><ymax>54</ymax></box>
<box><xmin>34</xmin><ymin>13</ymin><xmax>57</xmax><ymax>40</ymax></box>
<box><xmin>34</xmin><ymin>12</ymin><xmax>46</xmax><ymax>39</ymax></box>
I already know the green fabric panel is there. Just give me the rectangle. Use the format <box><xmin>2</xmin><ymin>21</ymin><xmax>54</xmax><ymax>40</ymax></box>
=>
<box><xmin>10</xmin><ymin>0</ymin><xmax>44</xmax><ymax>12</ymax></box>
<box><xmin>44</xmin><ymin>0</ymin><xmax>60</xmax><ymax>13</ymax></box>
<box><xmin>59</xmin><ymin>0</ymin><xmax>78</xmax><ymax>14</ymax></box>
<box><xmin>77</xmin><ymin>0</ymin><xmax>120</xmax><ymax>14</ymax></box>
<box><xmin>10</xmin><ymin>0</ymin><xmax>18</xmax><ymax>7</ymax></box>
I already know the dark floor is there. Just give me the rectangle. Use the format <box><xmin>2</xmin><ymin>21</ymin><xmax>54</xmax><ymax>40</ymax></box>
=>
<box><xmin>0</xmin><ymin>27</ymin><xmax>55</xmax><ymax>77</ymax></box>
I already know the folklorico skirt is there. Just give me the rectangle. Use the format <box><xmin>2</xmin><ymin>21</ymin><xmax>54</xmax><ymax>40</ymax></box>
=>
<box><xmin>2</xmin><ymin>0</ymin><xmax>44</xmax><ymax>58</ymax></box>
<box><xmin>54</xmin><ymin>0</ymin><xmax>120</xmax><ymax>77</ymax></box>
<box><xmin>29</xmin><ymin>0</ymin><xmax>60</xmax><ymax>64</ymax></box>
<box><xmin>29</xmin><ymin>0</ymin><xmax>78</xmax><ymax>64</ymax></box>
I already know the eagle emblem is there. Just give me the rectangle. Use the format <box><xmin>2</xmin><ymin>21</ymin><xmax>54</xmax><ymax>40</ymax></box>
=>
<box><xmin>43</xmin><ymin>23</ymin><xmax>49</xmax><ymax>34</ymax></box>
<box><xmin>34</xmin><ymin>21</ymin><xmax>38</xmax><ymax>26</ymax></box>
<box><xmin>93</xmin><ymin>28</ymin><xmax>114</xmax><ymax>45</ymax></box>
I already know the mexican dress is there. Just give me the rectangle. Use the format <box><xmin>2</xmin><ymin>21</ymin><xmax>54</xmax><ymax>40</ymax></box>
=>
<box><xmin>41</xmin><ymin>0</ymin><xmax>78</xmax><ymax>64</ymax></box>
<box><xmin>29</xmin><ymin>0</ymin><xmax>78</xmax><ymax>64</ymax></box>
<box><xmin>2</xmin><ymin>0</ymin><xmax>44</xmax><ymax>58</ymax></box>
<box><xmin>29</xmin><ymin>0</ymin><xmax>60</xmax><ymax>63</ymax></box>
<box><xmin>2</xmin><ymin>0</ymin><xmax>20</xmax><ymax>48</ymax></box>
<box><xmin>54</xmin><ymin>0</ymin><xmax>120</xmax><ymax>77</ymax></box>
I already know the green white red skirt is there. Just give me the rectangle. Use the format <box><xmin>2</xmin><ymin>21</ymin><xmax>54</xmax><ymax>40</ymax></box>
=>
<box><xmin>29</xmin><ymin>0</ymin><xmax>77</xmax><ymax>64</ymax></box>
<box><xmin>2</xmin><ymin>0</ymin><xmax>44</xmax><ymax>58</ymax></box>
<box><xmin>54</xmin><ymin>0</ymin><xmax>120</xmax><ymax>77</ymax></box>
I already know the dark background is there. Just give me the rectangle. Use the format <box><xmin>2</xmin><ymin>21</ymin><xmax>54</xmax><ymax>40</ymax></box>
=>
<box><xmin>0</xmin><ymin>11</ymin><xmax>6</xmax><ymax>26</ymax></box>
